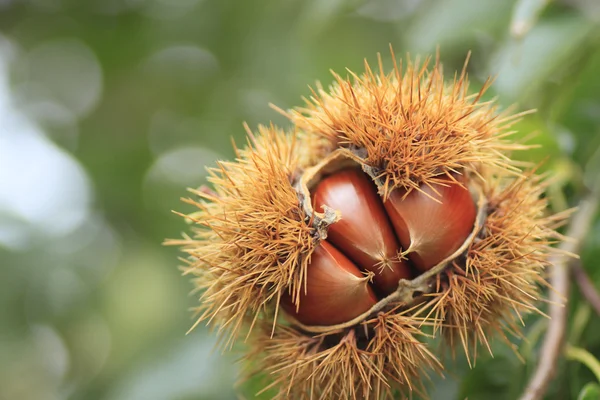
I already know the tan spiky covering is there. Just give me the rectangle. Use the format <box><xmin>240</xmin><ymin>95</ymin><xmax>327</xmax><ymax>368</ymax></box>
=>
<box><xmin>168</xmin><ymin>49</ymin><xmax>570</xmax><ymax>399</ymax></box>
<box><xmin>296</xmin><ymin>130</ymin><xmax>334</xmax><ymax>169</ymax></box>
<box><xmin>429</xmin><ymin>172</ymin><xmax>568</xmax><ymax>364</ymax></box>
<box><xmin>166</xmin><ymin>125</ymin><xmax>315</xmax><ymax>346</ymax></box>
<box><xmin>248</xmin><ymin>311</ymin><xmax>441</xmax><ymax>400</ymax></box>
<box><xmin>286</xmin><ymin>53</ymin><xmax>528</xmax><ymax>198</ymax></box>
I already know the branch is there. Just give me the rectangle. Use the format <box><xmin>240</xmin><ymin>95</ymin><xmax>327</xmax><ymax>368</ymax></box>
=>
<box><xmin>519</xmin><ymin>186</ymin><xmax>599</xmax><ymax>400</ymax></box>
<box><xmin>571</xmin><ymin>261</ymin><xmax>600</xmax><ymax>317</ymax></box>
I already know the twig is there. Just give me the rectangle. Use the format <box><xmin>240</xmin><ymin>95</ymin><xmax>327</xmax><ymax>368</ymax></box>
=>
<box><xmin>519</xmin><ymin>187</ymin><xmax>600</xmax><ymax>400</ymax></box>
<box><xmin>571</xmin><ymin>261</ymin><xmax>600</xmax><ymax>317</ymax></box>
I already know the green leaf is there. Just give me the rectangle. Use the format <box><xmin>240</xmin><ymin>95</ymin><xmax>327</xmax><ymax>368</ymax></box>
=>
<box><xmin>566</xmin><ymin>344</ymin><xmax>600</xmax><ymax>383</ymax></box>
<box><xmin>578</xmin><ymin>382</ymin><xmax>600</xmax><ymax>400</ymax></box>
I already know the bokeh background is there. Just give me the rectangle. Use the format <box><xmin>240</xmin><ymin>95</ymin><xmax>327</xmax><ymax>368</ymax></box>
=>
<box><xmin>1</xmin><ymin>0</ymin><xmax>600</xmax><ymax>399</ymax></box>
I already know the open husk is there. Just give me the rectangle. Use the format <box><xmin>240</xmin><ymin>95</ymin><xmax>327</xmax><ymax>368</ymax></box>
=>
<box><xmin>168</xmin><ymin>50</ymin><xmax>570</xmax><ymax>399</ymax></box>
<box><xmin>286</xmin><ymin>149</ymin><xmax>488</xmax><ymax>334</ymax></box>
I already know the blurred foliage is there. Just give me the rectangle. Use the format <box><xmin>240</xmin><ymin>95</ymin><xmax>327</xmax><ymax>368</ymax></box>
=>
<box><xmin>1</xmin><ymin>0</ymin><xmax>600</xmax><ymax>399</ymax></box>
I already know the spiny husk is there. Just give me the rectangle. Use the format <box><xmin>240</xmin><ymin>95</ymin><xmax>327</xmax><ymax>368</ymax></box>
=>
<box><xmin>168</xmin><ymin>49</ymin><xmax>571</xmax><ymax>399</ymax></box>
<box><xmin>283</xmin><ymin>51</ymin><xmax>530</xmax><ymax>199</ymax></box>
<box><xmin>166</xmin><ymin>125</ymin><xmax>315</xmax><ymax>347</ymax></box>
<box><xmin>247</xmin><ymin>310</ymin><xmax>442</xmax><ymax>400</ymax></box>
<box><xmin>297</xmin><ymin>130</ymin><xmax>334</xmax><ymax>169</ymax></box>
<box><xmin>428</xmin><ymin>170</ymin><xmax>570</xmax><ymax>364</ymax></box>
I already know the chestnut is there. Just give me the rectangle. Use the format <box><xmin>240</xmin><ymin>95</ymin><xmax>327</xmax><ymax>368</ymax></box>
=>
<box><xmin>312</xmin><ymin>168</ymin><xmax>412</xmax><ymax>296</ymax></box>
<box><xmin>280</xmin><ymin>240</ymin><xmax>378</xmax><ymax>326</ymax></box>
<box><xmin>384</xmin><ymin>175</ymin><xmax>477</xmax><ymax>271</ymax></box>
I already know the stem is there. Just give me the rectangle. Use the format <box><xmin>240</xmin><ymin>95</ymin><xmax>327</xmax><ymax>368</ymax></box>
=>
<box><xmin>571</xmin><ymin>261</ymin><xmax>600</xmax><ymax>317</ymax></box>
<box><xmin>565</xmin><ymin>344</ymin><xmax>600</xmax><ymax>384</ymax></box>
<box><xmin>519</xmin><ymin>183</ymin><xmax>600</xmax><ymax>400</ymax></box>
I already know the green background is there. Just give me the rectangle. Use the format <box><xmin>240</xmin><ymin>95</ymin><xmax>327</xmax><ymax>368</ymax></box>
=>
<box><xmin>1</xmin><ymin>0</ymin><xmax>599</xmax><ymax>399</ymax></box>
